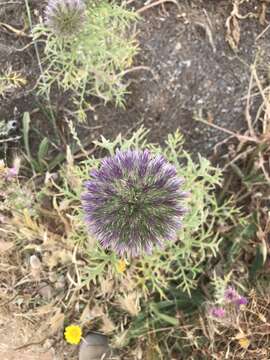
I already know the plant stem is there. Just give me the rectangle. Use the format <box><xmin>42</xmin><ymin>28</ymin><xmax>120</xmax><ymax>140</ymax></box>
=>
<box><xmin>24</xmin><ymin>0</ymin><xmax>60</xmax><ymax>143</ymax></box>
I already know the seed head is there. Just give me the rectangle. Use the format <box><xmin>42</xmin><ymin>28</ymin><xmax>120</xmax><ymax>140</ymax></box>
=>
<box><xmin>82</xmin><ymin>150</ymin><xmax>187</xmax><ymax>256</ymax></box>
<box><xmin>45</xmin><ymin>0</ymin><xmax>86</xmax><ymax>37</ymax></box>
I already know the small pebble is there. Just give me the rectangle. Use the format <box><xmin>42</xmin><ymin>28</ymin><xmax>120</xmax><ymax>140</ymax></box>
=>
<box><xmin>55</xmin><ymin>275</ymin><xmax>66</xmax><ymax>289</ymax></box>
<box><xmin>39</xmin><ymin>282</ymin><xmax>53</xmax><ymax>300</ymax></box>
<box><xmin>79</xmin><ymin>332</ymin><xmax>111</xmax><ymax>360</ymax></box>
<box><xmin>30</xmin><ymin>255</ymin><xmax>42</xmax><ymax>280</ymax></box>
<box><xmin>174</xmin><ymin>42</ymin><xmax>182</xmax><ymax>51</ymax></box>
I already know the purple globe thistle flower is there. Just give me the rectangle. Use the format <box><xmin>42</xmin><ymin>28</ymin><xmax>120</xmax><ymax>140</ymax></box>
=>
<box><xmin>82</xmin><ymin>150</ymin><xmax>187</xmax><ymax>257</ymax></box>
<box><xmin>45</xmin><ymin>0</ymin><xmax>86</xmax><ymax>37</ymax></box>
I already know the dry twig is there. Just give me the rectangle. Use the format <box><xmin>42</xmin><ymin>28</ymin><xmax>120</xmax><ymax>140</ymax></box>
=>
<box><xmin>137</xmin><ymin>0</ymin><xmax>180</xmax><ymax>13</ymax></box>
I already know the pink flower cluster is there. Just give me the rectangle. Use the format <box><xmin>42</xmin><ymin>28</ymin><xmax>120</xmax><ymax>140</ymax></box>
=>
<box><xmin>210</xmin><ymin>286</ymin><xmax>248</xmax><ymax>319</ymax></box>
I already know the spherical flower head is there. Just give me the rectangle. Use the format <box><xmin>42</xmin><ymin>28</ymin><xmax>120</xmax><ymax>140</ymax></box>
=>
<box><xmin>64</xmin><ymin>324</ymin><xmax>82</xmax><ymax>345</ymax></box>
<box><xmin>82</xmin><ymin>150</ymin><xmax>187</xmax><ymax>257</ymax></box>
<box><xmin>45</xmin><ymin>0</ymin><xmax>86</xmax><ymax>37</ymax></box>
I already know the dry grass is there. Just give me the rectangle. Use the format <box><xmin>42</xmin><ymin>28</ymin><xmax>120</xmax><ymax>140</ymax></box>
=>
<box><xmin>0</xmin><ymin>307</ymin><xmax>55</xmax><ymax>360</ymax></box>
<box><xmin>201</xmin><ymin>291</ymin><xmax>270</xmax><ymax>359</ymax></box>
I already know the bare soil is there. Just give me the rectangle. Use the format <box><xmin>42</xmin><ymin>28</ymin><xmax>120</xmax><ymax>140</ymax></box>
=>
<box><xmin>1</xmin><ymin>0</ymin><xmax>269</xmax><ymax>160</ymax></box>
<box><xmin>0</xmin><ymin>310</ymin><xmax>55</xmax><ymax>360</ymax></box>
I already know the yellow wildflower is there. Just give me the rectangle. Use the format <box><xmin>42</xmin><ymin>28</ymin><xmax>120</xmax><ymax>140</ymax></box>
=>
<box><xmin>238</xmin><ymin>337</ymin><xmax>250</xmax><ymax>349</ymax></box>
<box><xmin>64</xmin><ymin>324</ymin><xmax>82</xmax><ymax>345</ymax></box>
<box><xmin>116</xmin><ymin>259</ymin><xmax>127</xmax><ymax>273</ymax></box>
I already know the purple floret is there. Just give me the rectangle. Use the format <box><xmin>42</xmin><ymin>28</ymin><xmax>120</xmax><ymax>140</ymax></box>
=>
<box><xmin>210</xmin><ymin>307</ymin><xmax>226</xmax><ymax>318</ymax></box>
<box><xmin>224</xmin><ymin>287</ymin><xmax>248</xmax><ymax>308</ymax></box>
<box><xmin>235</xmin><ymin>296</ymin><xmax>248</xmax><ymax>307</ymax></box>
<box><xmin>82</xmin><ymin>149</ymin><xmax>187</xmax><ymax>256</ymax></box>
<box><xmin>224</xmin><ymin>287</ymin><xmax>239</xmax><ymax>302</ymax></box>
<box><xmin>5</xmin><ymin>166</ymin><xmax>18</xmax><ymax>180</ymax></box>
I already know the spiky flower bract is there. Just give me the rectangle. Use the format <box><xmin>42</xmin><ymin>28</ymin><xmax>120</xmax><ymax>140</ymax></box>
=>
<box><xmin>45</xmin><ymin>0</ymin><xmax>86</xmax><ymax>37</ymax></box>
<box><xmin>82</xmin><ymin>150</ymin><xmax>187</xmax><ymax>257</ymax></box>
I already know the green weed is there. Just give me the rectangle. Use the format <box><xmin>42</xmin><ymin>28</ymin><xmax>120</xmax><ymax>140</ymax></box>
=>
<box><xmin>0</xmin><ymin>66</ymin><xmax>26</xmax><ymax>98</ymax></box>
<box><xmin>33</xmin><ymin>1</ymin><xmax>139</xmax><ymax>121</ymax></box>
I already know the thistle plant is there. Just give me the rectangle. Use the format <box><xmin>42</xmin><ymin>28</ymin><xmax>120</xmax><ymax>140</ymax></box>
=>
<box><xmin>34</xmin><ymin>0</ymin><xmax>138</xmax><ymax>120</ymax></box>
<box><xmin>0</xmin><ymin>66</ymin><xmax>26</xmax><ymax>98</ymax></box>
<box><xmin>82</xmin><ymin>150</ymin><xmax>187</xmax><ymax>256</ymax></box>
<box><xmin>44</xmin><ymin>0</ymin><xmax>86</xmax><ymax>37</ymax></box>
<box><xmin>56</xmin><ymin>127</ymin><xmax>244</xmax><ymax>293</ymax></box>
